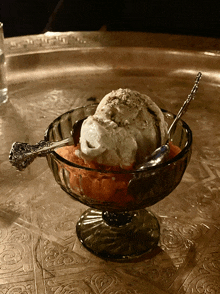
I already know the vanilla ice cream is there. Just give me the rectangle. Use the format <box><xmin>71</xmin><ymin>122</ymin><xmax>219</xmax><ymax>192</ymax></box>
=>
<box><xmin>77</xmin><ymin>88</ymin><xmax>168</xmax><ymax>168</ymax></box>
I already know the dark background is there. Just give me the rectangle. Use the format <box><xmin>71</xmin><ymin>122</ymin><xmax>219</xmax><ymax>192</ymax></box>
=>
<box><xmin>1</xmin><ymin>0</ymin><xmax>220</xmax><ymax>38</ymax></box>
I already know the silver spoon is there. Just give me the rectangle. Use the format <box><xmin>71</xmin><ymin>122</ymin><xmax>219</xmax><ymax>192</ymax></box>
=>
<box><xmin>136</xmin><ymin>71</ymin><xmax>202</xmax><ymax>171</ymax></box>
<box><xmin>9</xmin><ymin>118</ymin><xmax>84</xmax><ymax>171</ymax></box>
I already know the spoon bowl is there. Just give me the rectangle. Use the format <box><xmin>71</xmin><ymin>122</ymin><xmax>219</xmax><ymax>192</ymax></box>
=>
<box><xmin>137</xmin><ymin>71</ymin><xmax>202</xmax><ymax>170</ymax></box>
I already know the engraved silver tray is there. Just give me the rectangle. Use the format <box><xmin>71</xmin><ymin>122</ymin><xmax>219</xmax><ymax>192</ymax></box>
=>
<box><xmin>1</xmin><ymin>31</ymin><xmax>220</xmax><ymax>293</ymax></box>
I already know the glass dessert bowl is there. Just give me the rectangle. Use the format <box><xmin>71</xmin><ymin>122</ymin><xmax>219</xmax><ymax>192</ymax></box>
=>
<box><xmin>45</xmin><ymin>103</ymin><xmax>192</xmax><ymax>261</ymax></box>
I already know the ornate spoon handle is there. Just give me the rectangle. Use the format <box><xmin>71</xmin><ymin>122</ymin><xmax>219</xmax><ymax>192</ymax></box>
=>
<box><xmin>9</xmin><ymin>137</ymin><xmax>73</xmax><ymax>171</ymax></box>
<box><xmin>9</xmin><ymin>118</ymin><xmax>84</xmax><ymax>171</ymax></box>
<box><xmin>168</xmin><ymin>72</ymin><xmax>202</xmax><ymax>134</ymax></box>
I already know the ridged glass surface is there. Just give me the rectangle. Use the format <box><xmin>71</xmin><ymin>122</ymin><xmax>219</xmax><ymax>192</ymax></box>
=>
<box><xmin>45</xmin><ymin>105</ymin><xmax>192</xmax><ymax>212</ymax></box>
<box><xmin>44</xmin><ymin>104</ymin><xmax>192</xmax><ymax>260</ymax></box>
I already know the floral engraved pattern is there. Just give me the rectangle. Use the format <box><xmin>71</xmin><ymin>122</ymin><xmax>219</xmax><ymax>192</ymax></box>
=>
<box><xmin>195</xmin><ymin>277</ymin><xmax>220</xmax><ymax>294</ymax></box>
<box><xmin>47</xmin><ymin>278</ymin><xmax>94</xmax><ymax>294</ymax></box>
<box><xmin>177</xmin><ymin>229</ymin><xmax>220</xmax><ymax>293</ymax></box>
<box><xmin>42</xmin><ymin>240</ymin><xmax>89</xmax><ymax>269</ymax></box>
<box><xmin>0</xmin><ymin>226</ymin><xmax>31</xmax><ymax>275</ymax></box>
<box><xmin>37</xmin><ymin>201</ymin><xmax>79</xmax><ymax>241</ymax></box>
<box><xmin>89</xmin><ymin>272</ymin><xmax>118</xmax><ymax>293</ymax></box>
<box><xmin>185</xmin><ymin>168</ymin><xmax>220</xmax><ymax>222</ymax></box>
<box><xmin>119</xmin><ymin>251</ymin><xmax>177</xmax><ymax>291</ymax></box>
<box><xmin>53</xmin><ymin>284</ymin><xmax>91</xmax><ymax>294</ymax></box>
<box><xmin>9</xmin><ymin>227</ymin><xmax>30</xmax><ymax>244</ymax></box>
<box><xmin>47</xmin><ymin>270</ymin><xmax>144</xmax><ymax>294</ymax></box>
<box><xmin>184</xmin><ymin>269</ymin><xmax>220</xmax><ymax>294</ymax></box>
<box><xmin>203</xmin><ymin>253</ymin><xmax>220</xmax><ymax>274</ymax></box>
<box><xmin>5</xmin><ymin>33</ymin><xmax>88</xmax><ymax>56</ymax></box>
<box><xmin>0</xmin><ymin>243</ymin><xmax>23</xmax><ymax>270</ymax></box>
<box><xmin>0</xmin><ymin>283</ymin><xmax>34</xmax><ymax>294</ymax></box>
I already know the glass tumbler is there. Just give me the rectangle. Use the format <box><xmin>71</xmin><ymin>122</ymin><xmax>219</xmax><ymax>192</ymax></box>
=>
<box><xmin>0</xmin><ymin>22</ymin><xmax>8</xmax><ymax>104</ymax></box>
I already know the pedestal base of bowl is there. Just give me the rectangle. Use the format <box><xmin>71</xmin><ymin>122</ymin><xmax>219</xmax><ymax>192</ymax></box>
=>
<box><xmin>76</xmin><ymin>208</ymin><xmax>160</xmax><ymax>261</ymax></box>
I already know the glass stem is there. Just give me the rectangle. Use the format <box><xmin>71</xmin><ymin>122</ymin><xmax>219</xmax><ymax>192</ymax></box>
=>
<box><xmin>102</xmin><ymin>211</ymin><xmax>134</xmax><ymax>227</ymax></box>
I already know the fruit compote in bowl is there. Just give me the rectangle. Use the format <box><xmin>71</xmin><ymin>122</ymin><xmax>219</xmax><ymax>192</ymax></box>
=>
<box><xmin>45</xmin><ymin>103</ymin><xmax>192</xmax><ymax>261</ymax></box>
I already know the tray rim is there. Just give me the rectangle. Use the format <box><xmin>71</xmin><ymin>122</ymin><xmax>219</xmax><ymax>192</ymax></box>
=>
<box><xmin>5</xmin><ymin>31</ymin><xmax>220</xmax><ymax>57</ymax></box>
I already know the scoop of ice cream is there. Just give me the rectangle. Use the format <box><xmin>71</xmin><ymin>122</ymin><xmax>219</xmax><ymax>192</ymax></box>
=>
<box><xmin>77</xmin><ymin>88</ymin><xmax>168</xmax><ymax>168</ymax></box>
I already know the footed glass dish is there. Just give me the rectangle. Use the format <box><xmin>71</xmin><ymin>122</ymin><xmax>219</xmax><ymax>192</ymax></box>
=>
<box><xmin>45</xmin><ymin>103</ymin><xmax>192</xmax><ymax>261</ymax></box>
